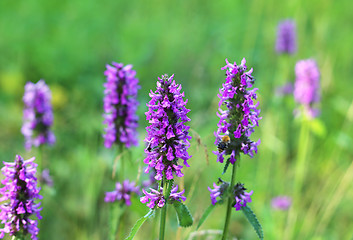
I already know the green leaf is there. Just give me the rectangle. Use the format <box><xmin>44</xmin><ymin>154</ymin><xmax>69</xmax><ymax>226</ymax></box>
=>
<box><xmin>173</xmin><ymin>201</ymin><xmax>193</xmax><ymax>227</ymax></box>
<box><xmin>125</xmin><ymin>209</ymin><xmax>155</xmax><ymax>240</ymax></box>
<box><xmin>222</xmin><ymin>158</ymin><xmax>231</xmax><ymax>175</ymax></box>
<box><xmin>196</xmin><ymin>203</ymin><xmax>216</xmax><ymax>230</ymax></box>
<box><xmin>241</xmin><ymin>205</ymin><xmax>264</xmax><ymax>240</ymax></box>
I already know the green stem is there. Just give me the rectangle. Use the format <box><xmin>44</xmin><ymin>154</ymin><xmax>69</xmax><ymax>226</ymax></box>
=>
<box><xmin>159</xmin><ymin>177</ymin><xmax>168</xmax><ymax>240</ymax></box>
<box><xmin>222</xmin><ymin>161</ymin><xmax>237</xmax><ymax>240</ymax></box>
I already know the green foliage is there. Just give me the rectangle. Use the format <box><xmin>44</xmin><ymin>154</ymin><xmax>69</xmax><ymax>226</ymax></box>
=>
<box><xmin>125</xmin><ymin>209</ymin><xmax>154</xmax><ymax>240</ymax></box>
<box><xmin>222</xmin><ymin>158</ymin><xmax>231</xmax><ymax>175</ymax></box>
<box><xmin>172</xmin><ymin>201</ymin><xmax>193</xmax><ymax>228</ymax></box>
<box><xmin>241</xmin><ymin>205</ymin><xmax>264</xmax><ymax>240</ymax></box>
<box><xmin>197</xmin><ymin>203</ymin><xmax>216</xmax><ymax>230</ymax></box>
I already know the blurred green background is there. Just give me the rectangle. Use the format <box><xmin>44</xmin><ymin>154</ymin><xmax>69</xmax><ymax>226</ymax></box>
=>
<box><xmin>1</xmin><ymin>0</ymin><xmax>353</xmax><ymax>239</ymax></box>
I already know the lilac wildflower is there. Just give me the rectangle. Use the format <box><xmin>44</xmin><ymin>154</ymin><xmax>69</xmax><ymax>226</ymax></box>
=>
<box><xmin>271</xmin><ymin>196</ymin><xmax>292</xmax><ymax>210</ymax></box>
<box><xmin>275</xmin><ymin>19</ymin><xmax>297</xmax><ymax>54</ymax></box>
<box><xmin>294</xmin><ymin>59</ymin><xmax>321</xmax><ymax>118</ymax></box>
<box><xmin>21</xmin><ymin>80</ymin><xmax>55</xmax><ymax>151</ymax></box>
<box><xmin>233</xmin><ymin>183</ymin><xmax>253</xmax><ymax>211</ymax></box>
<box><xmin>103</xmin><ymin>62</ymin><xmax>140</xmax><ymax>148</ymax></box>
<box><xmin>104</xmin><ymin>180</ymin><xmax>139</xmax><ymax>206</ymax></box>
<box><xmin>140</xmin><ymin>185</ymin><xmax>186</xmax><ymax>209</ymax></box>
<box><xmin>0</xmin><ymin>155</ymin><xmax>42</xmax><ymax>240</ymax></box>
<box><xmin>208</xmin><ymin>180</ymin><xmax>229</xmax><ymax>205</ymax></box>
<box><xmin>208</xmin><ymin>181</ymin><xmax>252</xmax><ymax>211</ymax></box>
<box><xmin>143</xmin><ymin>74</ymin><xmax>191</xmax><ymax>181</ymax></box>
<box><xmin>213</xmin><ymin>58</ymin><xmax>261</xmax><ymax>164</ymax></box>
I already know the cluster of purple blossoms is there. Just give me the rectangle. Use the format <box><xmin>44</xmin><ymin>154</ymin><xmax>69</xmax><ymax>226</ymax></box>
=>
<box><xmin>208</xmin><ymin>180</ymin><xmax>229</xmax><ymax>205</ymax></box>
<box><xmin>143</xmin><ymin>74</ymin><xmax>191</xmax><ymax>181</ymax></box>
<box><xmin>271</xmin><ymin>196</ymin><xmax>292</xmax><ymax>210</ymax></box>
<box><xmin>104</xmin><ymin>180</ymin><xmax>139</xmax><ymax>206</ymax></box>
<box><xmin>213</xmin><ymin>58</ymin><xmax>261</xmax><ymax>164</ymax></box>
<box><xmin>141</xmin><ymin>74</ymin><xmax>191</xmax><ymax>208</ymax></box>
<box><xmin>275</xmin><ymin>19</ymin><xmax>297</xmax><ymax>55</ymax></box>
<box><xmin>21</xmin><ymin>80</ymin><xmax>55</xmax><ymax>151</ymax></box>
<box><xmin>294</xmin><ymin>59</ymin><xmax>321</xmax><ymax>118</ymax></box>
<box><xmin>103</xmin><ymin>62</ymin><xmax>140</xmax><ymax>149</ymax></box>
<box><xmin>0</xmin><ymin>155</ymin><xmax>42</xmax><ymax>240</ymax></box>
<box><xmin>141</xmin><ymin>185</ymin><xmax>186</xmax><ymax>209</ymax></box>
<box><xmin>208</xmin><ymin>181</ymin><xmax>253</xmax><ymax>211</ymax></box>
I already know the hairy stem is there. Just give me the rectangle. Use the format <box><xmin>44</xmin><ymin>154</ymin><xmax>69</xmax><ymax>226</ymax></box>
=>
<box><xmin>222</xmin><ymin>161</ymin><xmax>237</xmax><ymax>240</ymax></box>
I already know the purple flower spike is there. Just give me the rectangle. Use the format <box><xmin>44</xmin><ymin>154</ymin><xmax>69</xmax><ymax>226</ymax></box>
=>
<box><xmin>21</xmin><ymin>80</ymin><xmax>55</xmax><ymax>151</ymax></box>
<box><xmin>276</xmin><ymin>19</ymin><xmax>297</xmax><ymax>54</ymax></box>
<box><xmin>233</xmin><ymin>183</ymin><xmax>253</xmax><ymax>211</ymax></box>
<box><xmin>271</xmin><ymin>196</ymin><xmax>292</xmax><ymax>210</ymax></box>
<box><xmin>140</xmin><ymin>184</ymin><xmax>186</xmax><ymax>209</ymax></box>
<box><xmin>294</xmin><ymin>59</ymin><xmax>321</xmax><ymax>118</ymax></box>
<box><xmin>0</xmin><ymin>155</ymin><xmax>42</xmax><ymax>240</ymax></box>
<box><xmin>214</xmin><ymin>59</ymin><xmax>261</xmax><ymax>164</ymax></box>
<box><xmin>103</xmin><ymin>62</ymin><xmax>140</xmax><ymax>148</ymax></box>
<box><xmin>143</xmin><ymin>74</ymin><xmax>191</xmax><ymax>181</ymax></box>
<box><xmin>104</xmin><ymin>179</ymin><xmax>140</xmax><ymax>206</ymax></box>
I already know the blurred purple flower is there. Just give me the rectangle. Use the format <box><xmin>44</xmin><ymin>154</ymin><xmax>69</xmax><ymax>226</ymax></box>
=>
<box><xmin>213</xmin><ymin>58</ymin><xmax>261</xmax><ymax>164</ymax></box>
<box><xmin>276</xmin><ymin>19</ymin><xmax>297</xmax><ymax>54</ymax></box>
<box><xmin>143</xmin><ymin>74</ymin><xmax>191</xmax><ymax>181</ymax></box>
<box><xmin>0</xmin><ymin>155</ymin><xmax>42</xmax><ymax>240</ymax></box>
<box><xmin>104</xmin><ymin>179</ymin><xmax>139</xmax><ymax>206</ymax></box>
<box><xmin>275</xmin><ymin>82</ymin><xmax>294</xmax><ymax>97</ymax></box>
<box><xmin>40</xmin><ymin>169</ymin><xmax>53</xmax><ymax>187</ymax></box>
<box><xmin>21</xmin><ymin>80</ymin><xmax>55</xmax><ymax>151</ymax></box>
<box><xmin>103</xmin><ymin>62</ymin><xmax>140</xmax><ymax>149</ymax></box>
<box><xmin>294</xmin><ymin>59</ymin><xmax>321</xmax><ymax>118</ymax></box>
<box><xmin>140</xmin><ymin>185</ymin><xmax>186</xmax><ymax>209</ymax></box>
<box><xmin>271</xmin><ymin>196</ymin><xmax>292</xmax><ymax>210</ymax></box>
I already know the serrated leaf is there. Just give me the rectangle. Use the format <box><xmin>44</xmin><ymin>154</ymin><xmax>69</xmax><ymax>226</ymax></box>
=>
<box><xmin>196</xmin><ymin>203</ymin><xmax>216</xmax><ymax>230</ymax></box>
<box><xmin>222</xmin><ymin>158</ymin><xmax>231</xmax><ymax>175</ymax></box>
<box><xmin>173</xmin><ymin>201</ymin><xmax>193</xmax><ymax>227</ymax></box>
<box><xmin>125</xmin><ymin>209</ymin><xmax>154</xmax><ymax>240</ymax></box>
<box><xmin>241</xmin><ymin>205</ymin><xmax>264</xmax><ymax>240</ymax></box>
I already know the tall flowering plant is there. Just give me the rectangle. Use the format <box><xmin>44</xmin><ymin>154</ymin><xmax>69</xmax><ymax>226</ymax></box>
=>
<box><xmin>102</xmin><ymin>62</ymin><xmax>141</xmax><ymax>240</ymax></box>
<box><xmin>126</xmin><ymin>74</ymin><xmax>193</xmax><ymax>240</ymax></box>
<box><xmin>0</xmin><ymin>155</ymin><xmax>42</xmax><ymax>240</ymax></box>
<box><xmin>199</xmin><ymin>59</ymin><xmax>263</xmax><ymax>240</ymax></box>
<box><xmin>103</xmin><ymin>62</ymin><xmax>140</xmax><ymax>149</ymax></box>
<box><xmin>21</xmin><ymin>80</ymin><xmax>55</xmax><ymax>151</ymax></box>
